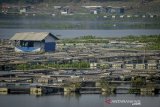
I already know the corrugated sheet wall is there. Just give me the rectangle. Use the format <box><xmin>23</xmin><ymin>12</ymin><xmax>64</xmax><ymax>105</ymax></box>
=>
<box><xmin>44</xmin><ymin>42</ymin><xmax>56</xmax><ymax>52</ymax></box>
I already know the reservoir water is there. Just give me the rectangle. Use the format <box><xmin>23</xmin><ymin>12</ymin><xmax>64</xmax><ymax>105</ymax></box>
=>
<box><xmin>0</xmin><ymin>94</ymin><xmax>159</xmax><ymax>107</ymax></box>
<box><xmin>0</xmin><ymin>29</ymin><xmax>160</xmax><ymax>39</ymax></box>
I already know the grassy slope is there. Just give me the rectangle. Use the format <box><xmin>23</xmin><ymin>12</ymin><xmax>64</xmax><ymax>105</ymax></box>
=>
<box><xmin>34</xmin><ymin>0</ymin><xmax>160</xmax><ymax>14</ymax></box>
<box><xmin>1</xmin><ymin>0</ymin><xmax>159</xmax><ymax>14</ymax></box>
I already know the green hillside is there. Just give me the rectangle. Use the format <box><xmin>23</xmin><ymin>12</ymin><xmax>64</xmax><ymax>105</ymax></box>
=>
<box><xmin>1</xmin><ymin>0</ymin><xmax>159</xmax><ymax>14</ymax></box>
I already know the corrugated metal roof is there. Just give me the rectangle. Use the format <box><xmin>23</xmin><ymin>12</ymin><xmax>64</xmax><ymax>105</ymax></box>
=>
<box><xmin>10</xmin><ymin>32</ymin><xmax>58</xmax><ymax>41</ymax></box>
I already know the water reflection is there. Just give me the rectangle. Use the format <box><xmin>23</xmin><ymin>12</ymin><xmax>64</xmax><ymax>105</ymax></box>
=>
<box><xmin>0</xmin><ymin>94</ymin><xmax>160</xmax><ymax>107</ymax></box>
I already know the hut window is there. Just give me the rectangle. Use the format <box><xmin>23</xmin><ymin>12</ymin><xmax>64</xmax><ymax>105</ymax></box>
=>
<box><xmin>20</xmin><ymin>41</ymin><xmax>34</xmax><ymax>47</ymax></box>
<box><xmin>28</xmin><ymin>41</ymin><xmax>34</xmax><ymax>47</ymax></box>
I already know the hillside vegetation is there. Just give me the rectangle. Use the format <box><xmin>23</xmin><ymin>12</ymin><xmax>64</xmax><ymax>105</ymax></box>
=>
<box><xmin>0</xmin><ymin>0</ymin><xmax>159</xmax><ymax>14</ymax></box>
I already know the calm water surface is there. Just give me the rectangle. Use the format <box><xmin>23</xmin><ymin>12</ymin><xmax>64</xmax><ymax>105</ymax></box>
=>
<box><xmin>0</xmin><ymin>29</ymin><xmax>160</xmax><ymax>39</ymax></box>
<box><xmin>0</xmin><ymin>94</ymin><xmax>159</xmax><ymax>107</ymax></box>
